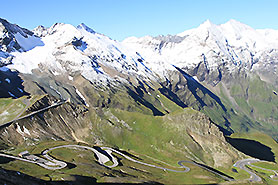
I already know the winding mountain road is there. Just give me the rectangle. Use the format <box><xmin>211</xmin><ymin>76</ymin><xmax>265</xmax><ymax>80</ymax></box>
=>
<box><xmin>1</xmin><ymin>144</ymin><xmax>276</xmax><ymax>182</ymax></box>
<box><xmin>0</xmin><ymin>145</ymin><xmax>191</xmax><ymax>172</ymax></box>
<box><xmin>248</xmin><ymin>162</ymin><xmax>278</xmax><ymax>181</ymax></box>
<box><xmin>42</xmin><ymin>145</ymin><xmax>119</xmax><ymax>168</ymax></box>
<box><xmin>0</xmin><ymin>97</ymin><xmax>272</xmax><ymax>181</ymax></box>
<box><xmin>101</xmin><ymin>146</ymin><xmax>190</xmax><ymax>172</ymax></box>
<box><xmin>0</xmin><ymin>152</ymin><xmax>66</xmax><ymax>170</ymax></box>
<box><xmin>234</xmin><ymin>159</ymin><xmax>262</xmax><ymax>182</ymax></box>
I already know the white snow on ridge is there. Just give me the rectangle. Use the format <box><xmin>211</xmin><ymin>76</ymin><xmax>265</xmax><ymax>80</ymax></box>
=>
<box><xmin>0</xmin><ymin>51</ymin><xmax>13</xmax><ymax>66</ymax></box>
<box><xmin>10</xmin><ymin>44</ymin><xmax>57</xmax><ymax>73</ymax></box>
<box><xmin>193</xmin><ymin>76</ymin><xmax>199</xmax><ymax>82</ymax></box>
<box><xmin>3</xmin><ymin>19</ymin><xmax>278</xmax><ymax>83</ymax></box>
<box><xmin>68</xmin><ymin>76</ymin><xmax>73</xmax><ymax>81</ymax></box>
<box><xmin>6</xmin><ymin>22</ymin><xmax>154</xmax><ymax>84</ymax></box>
<box><xmin>16</xmin><ymin>123</ymin><xmax>24</xmax><ymax>135</ymax></box>
<box><xmin>123</xmin><ymin>19</ymin><xmax>278</xmax><ymax>73</ymax></box>
<box><xmin>23</xmin><ymin>126</ymin><xmax>30</xmax><ymax>135</ymax></box>
<box><xmin>257</xmin><ymin>29</ymin><xmax>278</xmax><ymax>44</ymax></box>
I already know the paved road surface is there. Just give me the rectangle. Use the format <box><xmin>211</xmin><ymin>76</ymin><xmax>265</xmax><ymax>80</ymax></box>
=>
<box><xmin>42</xmin><ymin>145</ymin><xmax>118</xmax><ymax>168</ymax></box>
<box><xmin>101</xmin><ymin>147</ymin><xmax>190</xmax><ymax>172</ymax></box>
<box><xmin>13</xmin><ymin>99</ymin><xmax>31</xmax><ymax>121</ymax></box>
<box><xmin>187</xmin><ymin>161</ymin><xmax>234</xmax><ymax>181</ymax></box>
<box><xmin>0</xmin><ymin>145</ymin><xmax>190</xmax><ymax>172</ymax></box>
<box><xmin>2</xmin><ymin>144</ymin><xmax>277</xmax><ymax>183</ymax></box>
<box><xmin>0</xmin><ymin>153</ymin><xmax>66</xmax><ymax>170</ymax></box>
<box><xmin>234</xmin><ymin>159</ymin><xmax>262</xmax><ymax>182</ymax></box>
<box><xmin>0</xmin><ymin>100</ymin><xmax>67</xmax><ymax>128</ymax></box>
<box><xmin>248</xmin><ymin>162</ymin><xmax>278</xmax><ymax>181</ymax></box>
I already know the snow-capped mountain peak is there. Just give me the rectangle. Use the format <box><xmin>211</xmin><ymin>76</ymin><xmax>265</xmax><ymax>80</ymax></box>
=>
<box><xmin>199</xmin><ymin>19</ymin><xmax>215</xmax><ymax>28</ymax></box>
<box><xmin>177</xmin><ymin>19</ymin><xmax>216</xmax><ymax>37</ymax></box>
<box><xmin>77</xmin><ymin>23</ymin><xmax>95</xmax><ymax>34</ymax></box>
<box><xmin>0</xmin><ymin>18</ymin><xmax>43</xmax><ymax>52</ymax></box>
<box><xmin>0</xmin><ymin>19</ymin><xmax>154</xmax><ymax>85</ymax></box>
<box><xmin>123</xmin><ymin>19</ymin><xmax>278</xmax><ymax>79</ymax></box>
<box><xmin>33</xmin><ymin>25</ymin><xmax>48</xmax><ymax>37</ymax></box>
<box><xmin>0</xmin><ymin>18</ymin><xmax>33</xmax><ymax>38</ymax></box>
<box><xmin>0</xmin><ymin>18</ymin><xmax>45</xmax><ymax>66</ymax></box>
<box><xmin>221</xmin><ymin>19</ymin><xmax>250</xmax><ymax>30</ymax></box>
<box><xmin>1</xmin><ymin>18</ymin><xmax>278</xmax><ymax>87</ymax></box>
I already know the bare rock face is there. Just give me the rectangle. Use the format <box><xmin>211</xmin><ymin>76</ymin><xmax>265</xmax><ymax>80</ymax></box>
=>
<box><xmin>1</xmin><ymin>18</ymin><xmax>277</xmax><ymax>180</ymax></box>
<box><xmin>164</xmin><ymin>109</ymin><xmax>245</xmax><ymax>167</ymax></box>
<box><xmin>0</xmin><ymin>95</ymin><xmax>97</xmax><ymax>146</ymax></box>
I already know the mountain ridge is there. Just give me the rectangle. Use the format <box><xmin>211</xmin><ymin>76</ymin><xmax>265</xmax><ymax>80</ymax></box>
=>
<box><xmin>2</xmin><ymin>18</ymin><xmax>278</xmax><ymax>81</ymax></box>
<box><xmin>1</xmin><ymin>18</ymin><xmax>278</xmax><ymax>136</ymax></box>
<box><xmin>1</xmin><ymin>18</ymin><xmax>156</xmax><ymax>87</ymax></box>
<box><xmin>1</xmin><ymin>17</ymin><xmax>278</xmax><ymax>184</ymax></box>
<box><xmin>123</xmin><ymin>19</ymin><xmax>278</xmax><ymax>77</ymax></box>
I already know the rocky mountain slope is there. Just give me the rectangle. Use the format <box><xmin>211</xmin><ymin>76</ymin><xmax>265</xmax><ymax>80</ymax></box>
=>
<box><xmin>2</xmin><ymin>18</ymin><xmax>154</xmax><ymax>84</ymax></box>
<box><xmin>1</xmin><ymin>18</ymin><xmax>278</xmax><ymax>184</ymax></box>
<box><xmin>123</xmin><ymin>19</ymin><xmax>278</xmax><ymax>80</ymax></box>
<box><xmin>123</xmin><ymin>19</ymin><xmax>278</xmax><ymax>139</ymax></box>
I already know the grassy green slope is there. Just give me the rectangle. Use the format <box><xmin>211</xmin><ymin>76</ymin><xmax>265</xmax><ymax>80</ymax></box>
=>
<box><xmin>0</xmin><ymin>95</ymin><xmax>45</xmax><ymax>125</ymax></box>
<box><xmin>1</xmin><ymin>140</ymin><xmax>223</xmax><ymax>184</ymax></box>
<box><xmin>215</xmin><ymin>74</ymin><xmax>278</xmax><ymax>138</ymax></box>
<box><xmin>229</xmin><ymin>132</ymin><xmax>278</xmax><ymax>184</ymax></box>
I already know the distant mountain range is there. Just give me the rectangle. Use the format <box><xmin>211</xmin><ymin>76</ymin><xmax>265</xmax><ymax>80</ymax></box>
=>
<box><xmin>1</xmin><ymin>17</ymin><xmax>278</xmax><ymax>184</ymax></box>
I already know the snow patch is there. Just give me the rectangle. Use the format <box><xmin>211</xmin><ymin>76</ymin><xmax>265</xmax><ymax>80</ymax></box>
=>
<box><xmin>52</xmin><ymin>70</ymin><xmax>60</xmax><ymax>76</ymax></box>
<box><xmin>193</xmin><ymin>76</ymin><xmax>199</xmax><ymax>82</ymax></box>
<box><xmin>0</xmin><ymin>51</ymin><xmax>13</xmax><ymax>63</ymax></box>
<box><xmin>17</xmin><ymin>87</ymin><xmax>23</xmax><ymax>93</ymax></box>
<box><xmin>5</xmin><ymin>78</ymin><xmax>10</xmax><ymax>83</ymax></box>
<box><xmin>23</xmin><ymin>126</ymin><xmax>31</xmax><ymax>135</ymax></box>
<box><xmin>76</xmin><ymin>88</ymin><xmax>89</xmax><ymax>107</ymax></box>
<box><xmin>68</xmin><ymin>76</ymin><xmax>73</xmax><ymax>81</ymax></box>
<box><xmin>16</xmin><ymin>123</ymin><xmax>24</xmax><ymax>135</ymax></box>
<box><xmin>8</xmin><ymin>91</ymin><xmax>17</xmax><ymax>98</ymax></box>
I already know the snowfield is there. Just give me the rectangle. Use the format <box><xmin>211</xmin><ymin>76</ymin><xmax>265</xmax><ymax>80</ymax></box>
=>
<box><xmin>5</xmin><ymin>22</ymin><xmax>154</xmax><ymax>84</ymax></box>
<box><xmin>123</xmin><ymin>19</ymin><xmax>278</xmax><ymax>74</ymax></box>
<box><xmin>1</xmin><ymin>18</ymin><xmax>278</xmax><ymax>84</ymax></box>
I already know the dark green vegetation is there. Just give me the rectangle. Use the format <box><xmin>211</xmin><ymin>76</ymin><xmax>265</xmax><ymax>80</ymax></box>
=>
<box><xmin>229</xmin><ymin>132</ymin><xmax>278</xmax><ymax>184</ymax></box>
<box><xmin>0</xmin><ymin>141</ymin><xmax>223</xmax><ymax>184</ymax></box>
<box><xmin>216</xmin><ymin>72</ymin><xmax>278</xmax><ymax>139</ymax></box>
<box><xmin>0</xmin><ymin>75</ymin><xmax>241</xmax><ymax>184</ymax></box>
<box><xmin>0</xmin><ymin>95</ymin><xmax>45</xmax><ymax>126</ymax></box>
<box><xmin>1</xmin><ymin>65</ymin><xmax>278</xmax><ymax>184</ymax></box>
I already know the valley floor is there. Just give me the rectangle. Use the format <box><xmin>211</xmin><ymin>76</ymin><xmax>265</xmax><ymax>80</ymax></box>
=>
<box><xmin>1</xmin><ymin>141</ymin><xmax>278</xmax><ymax>184</ymax></box>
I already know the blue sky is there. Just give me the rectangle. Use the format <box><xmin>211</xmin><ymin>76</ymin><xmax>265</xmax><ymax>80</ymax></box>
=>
<box><xmin>2</xmin><ymin>0</ymin><xmax>278</xmax><ymax>41</ymax></box>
